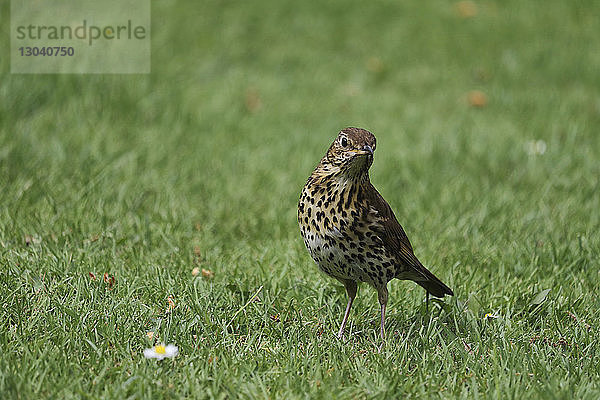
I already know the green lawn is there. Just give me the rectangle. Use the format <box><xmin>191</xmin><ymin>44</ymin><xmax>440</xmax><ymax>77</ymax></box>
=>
<box><xmin>2</xmin><ymin>0</ymin><xmax>600</xmax><ymax>398</ymax></box>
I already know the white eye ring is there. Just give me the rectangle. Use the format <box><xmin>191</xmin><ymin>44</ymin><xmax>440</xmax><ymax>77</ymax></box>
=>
<box><xmin>340</xmin><ymin>137</ymin><xmax>348</xmax><ymax>147</ymax></box>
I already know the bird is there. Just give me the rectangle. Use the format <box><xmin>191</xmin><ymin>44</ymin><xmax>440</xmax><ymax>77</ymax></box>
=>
<box><xmin>298</xmin><ymin>127</ymin><xmax>453</xmax><ymax>340</ymax></box>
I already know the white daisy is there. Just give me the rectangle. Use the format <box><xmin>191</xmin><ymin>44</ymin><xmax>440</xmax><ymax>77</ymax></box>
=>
<box><xmin>525</xmin><ymin>140</ymin><xmax>547</xmax><ymax>155</ymax></box>
<box><xmin>143</xmin><ymin>344</ymin><xmax>178</xmax><ymax>360</ymax></box>
<box><xmin>483</xmin><ymin>313</ymin><xmax>499</xmax><ymax>320</ymax></box>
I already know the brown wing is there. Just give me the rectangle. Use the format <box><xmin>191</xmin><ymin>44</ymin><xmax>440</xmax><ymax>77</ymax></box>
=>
<box><xmin>365</xmin><ymin>182</ymin><xmax>423</xmax><ymax>272</ymax></box>
<box><xmin>365</xmin><ymin>182</ymin><xmax>454</xmax><ymax>297</ymax></box>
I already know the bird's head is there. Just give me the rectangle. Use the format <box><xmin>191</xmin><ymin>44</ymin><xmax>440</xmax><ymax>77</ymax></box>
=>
<box><xmin>324</xmin><ymin>127</ymin><xmax>376</xmax><ymax>176</ymax></box>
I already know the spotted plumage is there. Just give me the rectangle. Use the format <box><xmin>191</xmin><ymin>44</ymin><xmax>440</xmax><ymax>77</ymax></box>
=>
<box><xmin>298</xmin><ymin>127</ymin><xmax>453</xmax><ymax>339</ymax></box>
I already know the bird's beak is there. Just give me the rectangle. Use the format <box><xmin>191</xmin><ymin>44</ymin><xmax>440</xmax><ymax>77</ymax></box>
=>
<box><xmin>350</xmin><ymin>145</ymin><xmax>374</xmax><ymax>158</ymax></box>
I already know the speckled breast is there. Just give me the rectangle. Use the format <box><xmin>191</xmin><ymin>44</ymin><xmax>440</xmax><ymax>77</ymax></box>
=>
<box><xmin>298</xmin><ymin>179</ymin><xmax>395</xmax><ymax>286</ymax></box>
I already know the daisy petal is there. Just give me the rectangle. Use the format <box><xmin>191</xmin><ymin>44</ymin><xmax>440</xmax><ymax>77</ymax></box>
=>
<box><xmin>144</xmin><ymin>344</ymin><xmax>178</xmax><ymax>360</ymax></box>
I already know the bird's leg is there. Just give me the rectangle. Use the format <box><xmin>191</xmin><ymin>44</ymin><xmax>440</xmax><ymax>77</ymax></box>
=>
<box><xmin>379</xmin><ymin>302</ymin><xmax>386</xmax><ymax>340</ymax></box>
<box><xmin>378</xmin><ymin>286</ymin><xmax>389</xmax><ymax>341</ymax></box>
<box><xmin>338</xmin><ymin>280</ymin><xmax>357</xmax><ymax>338</ymax></box>
<box><xmin>425</xmin><ymin>291</ymin><xmax>430</xmax><ymax>313</ymax></box>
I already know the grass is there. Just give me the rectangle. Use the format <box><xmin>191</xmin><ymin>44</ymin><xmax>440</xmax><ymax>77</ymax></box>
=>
<box><xmin>1</xmin><ymin>0</ymin><xmax>600</xmax><ymax>398</ymax></box>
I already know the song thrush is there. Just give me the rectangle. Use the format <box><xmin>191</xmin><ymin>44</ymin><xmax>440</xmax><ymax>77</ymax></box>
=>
<box><xmin>298</xmin><ymin>127</ymin><xmax>453</xmax><ymax>339</ymax></box>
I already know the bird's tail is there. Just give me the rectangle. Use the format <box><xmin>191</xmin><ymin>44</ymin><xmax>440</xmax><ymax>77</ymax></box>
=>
<box><xmin>414</xmin><ymin>264</ymin><xmax>453</xmax><ymax>298</ymax></box>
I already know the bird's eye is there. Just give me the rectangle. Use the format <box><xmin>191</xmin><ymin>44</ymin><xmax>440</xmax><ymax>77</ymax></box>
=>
<box><xmin>341</xmin><ymin>137</ymin><xmax>348</xmax><ymax>147</ymax></box>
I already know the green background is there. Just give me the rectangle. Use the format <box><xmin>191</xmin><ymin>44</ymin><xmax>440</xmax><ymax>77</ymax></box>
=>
<box><xmin>1</xmin><ymin>0</ymin><xmax>599</xmax><ymax>398</ymax></box>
